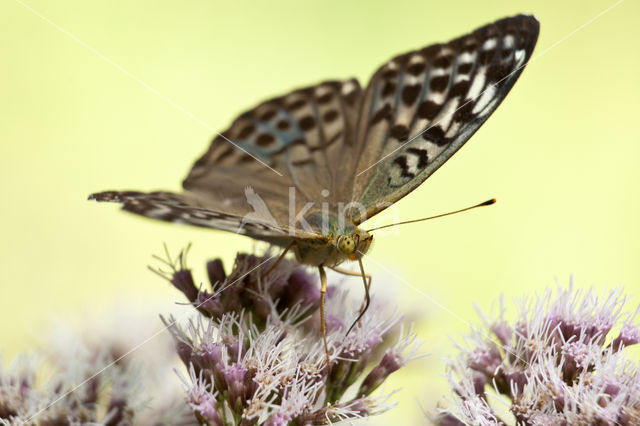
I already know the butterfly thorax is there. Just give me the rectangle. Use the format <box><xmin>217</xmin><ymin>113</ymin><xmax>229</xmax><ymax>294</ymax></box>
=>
<box><xmin>293</xmin><ymin>212</ymin><xmax>372</xmax><ymax>267</ymax></box>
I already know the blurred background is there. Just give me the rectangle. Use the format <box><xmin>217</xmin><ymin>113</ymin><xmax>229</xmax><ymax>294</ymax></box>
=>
<box><xmin>1</xmin><ymin>0</ymin><xmax>639</xmax><ymax>423</ymax></box>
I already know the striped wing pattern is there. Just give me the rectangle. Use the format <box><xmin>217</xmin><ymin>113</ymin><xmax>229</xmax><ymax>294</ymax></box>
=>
<box><xmin>183</xmin><ymin>79</ymin><xmax>362</xmax><ymax>210</ymax></box>
<box><xmin>88</xmin><ymin>191</ymin><xmax>289</xmax><ymax>236</ymax></box>
<box><xmin>90</xmin><ymin>79</ymin><xmax>362</xmax><ymax>238</ymax></box>
<box><xmin>350</xmin><ymin>15</ymin><xmax>539</xmax><ymax>222</ymax></box>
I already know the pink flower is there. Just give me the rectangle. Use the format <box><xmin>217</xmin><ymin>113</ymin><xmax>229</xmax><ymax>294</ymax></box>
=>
<box><xmin>436</xmin><ymin>285</ymin><xmax>640</xmax><ymax>426</ymax></box>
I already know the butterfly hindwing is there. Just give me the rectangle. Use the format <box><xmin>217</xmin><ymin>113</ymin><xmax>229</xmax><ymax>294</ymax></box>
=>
<box><xmin>350</xmin><ymin>15</ymin><xmax>539</xmax><ymax>223</ymax></box>
<box><xmin>88</xmin><ymin>190</ymin><xmax>293</xmax><ymax>237</ymax></box>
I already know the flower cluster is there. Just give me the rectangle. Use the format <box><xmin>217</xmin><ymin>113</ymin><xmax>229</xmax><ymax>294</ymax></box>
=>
<box><xmin>435</xmin><ymin>285</ymin><xmax>640</xmax><ymax>426</ymax></box>
<box><xmin>153</xmin><ymin>247</ymin><xmax>321</xmax><ymax>327</ymax></box>
<box><xmin>0</xmin><ymin>247</ymin><xmax>418</xmax><ymax>425</ymax></box>
<box><xmin>156</xmin><ymin>248</ymin><xmax>421</xmax><ymax>425</ymax></box>
<box><xmin>0</xmin><ymin>328</ymin><xmax>193</xmax><ymax>425</ymax></box>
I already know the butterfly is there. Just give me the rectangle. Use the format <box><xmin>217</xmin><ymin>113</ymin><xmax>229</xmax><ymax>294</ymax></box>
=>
<box><xmin>90</xmin><ymin>15</ymin><xmax>539</xmax><ymax>365</ymax></box>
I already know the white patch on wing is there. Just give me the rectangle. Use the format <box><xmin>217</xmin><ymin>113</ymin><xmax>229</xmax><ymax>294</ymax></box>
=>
<box><xmin>404</xmin><ymin>75</ymin><xmax>420</xmax><ymax>86</ymax></box>
<box><xmin>466</xmin><ymin>67</ymin><xmax>486</xmax><ymax>100</ymax></box>
<box><xmin>445</xmin><ymin>121</ymin><xmax>462</xmax><ymax>139</ymax></box>
<box><xmin>384</xmin><ymin>61</ymin><xmax>399</xmax><ymax>73</ymax></box>
<box><xmin>342</xmin><ymin>80</ymin><xmax>357</xmax><ymax>95</ymax></box>
<box><xmin>315</xmin><ymin>86</ymin><xmax>331</xmax><ymax>97</ymax></box>
<box><xmin>436</xmin><ymin>98</ymin><xmax>460</xmax><ymax>130</ymax></box>
<box><xmin>425</xmin><ymin>92</ymin><xmax>445</xmax><ymax>105</ymax></box>
<box><xmin>189</xmin><ymin>210</ymin><xmax>209</xmax><ymax>219</ymax></box>
<box><xmin>430</xmin><ymin>67</ymin><xmax>449</xmax><ymax>77</ymax></box>
<box><xmin>409</xmin><ymin>55</ymin><xmax>425</xmax><ymax>66</ymax></box>
<box><xmin>503</xmin><ymin>35</ymin><xmax>515</xmax><ymax>49</ymax></box>
<box><xmin>483</xmin><ymin>39</ymin><xmax>497</xmax><ymax>50</ymax></box>
<box><xmin>285</xmin><ymin>93</ymin><xmax>305</xmax><ymax>108</ymax></box>
<box><xmin>472</xmin><ymin>85</ymin><xmax>496</xmax><ymax>114</ymax></box>
<box><xmin>409</xmin><ymin>118</ymin><xmax>430</xmax><ymax>143</ymax></box>
<box><xmin>148</xmin><ymin>203</ymin><xmax>172</xmax><ymax>217</ymax></box>
<box><xmin>289</xmin><ymin>143</ymin><xmax>311</xmax><ymax>163</ymax></box>
<box><xmin>477</xmin><ymin>98</ymin><xmax>499</xmax><ymax>117</ymax></box>
<box><xmin>424</xmin><ymin>140</ymin><xmax>446</xmax><ymax>159</ymax></box>
<box><xmin>405</xmin><ymin>154</ymin><xmax>419</xmax><ymax>175</ymax></box>
<box><xmin>458</xmin><ymin>52</ymin><xmax>476</xmax><ymax>64</ymax></box>
<box><xmin>439</xmin><ymin>48</ymin><xmax>454</xmax><ymax>57</ymax></box>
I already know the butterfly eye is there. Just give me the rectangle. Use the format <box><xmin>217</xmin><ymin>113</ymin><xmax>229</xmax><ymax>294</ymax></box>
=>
<box><xmin>337</xmin><ymin>235</ymin><xmax>356</xmax><ymax>255</ymax></box>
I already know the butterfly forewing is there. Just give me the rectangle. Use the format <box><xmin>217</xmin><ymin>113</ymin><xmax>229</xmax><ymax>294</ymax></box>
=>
<box><xmin>350</xmin><ymin>15</ymin><xmax>539</xmax><ymax>223</ymax></box>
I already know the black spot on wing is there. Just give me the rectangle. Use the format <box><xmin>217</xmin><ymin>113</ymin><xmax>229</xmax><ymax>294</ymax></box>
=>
<box><xmin>430</xmin><ymin>75</ymin><xmax>449</xmax><ymax>92</ymax></box>
<box><xmin>323</xmin><ymin>109</ymin><xmax>339</xmax><ymax>123</ymax></box>
<box><xmin>299</xmin><ymin>115</ymin><xmax>316</xmax><ymax>131</ymax></box>
<box><xmin>371</xmin><ymin>104</ymin><xmax>393</xmax><ymax>125</ymax></box>
<box><xmin>256</xmin><ymin>133</ymin><xmax>276</xmax><ymax>146</ymax></box>
<box><xmin>457</xmin><ymin>63</ymin><xmax>473</xmax><ymax>75</ymax></box>
<box><xmin>392</xmin><ymin>156</ymin><xmax>415</xmax><ymax>178</ymax></box>
<box><xmin>422</xmin><ymin>125</ymin><xmax>447</xmax><ymax>146</ymax></box>
<box><xmin>317</xmin><ymin>92</ymin><xmax>334</xmax><ymax>104</ymax></box>
<box><xmin>382</xmin><ymin>81</ymin><xmax>396</xmax><ymax>97</ymax></box>
<box><xmin>417</xmin><ymin>100</ymin><xmax>441</xmax><ymax>120</ymax></box>
<box><xmin>401</xmin><ymin>84</ymin><xmax>422</xmax><ymax>106</ymax></box>
<box><xmin>390</xmin><ymin>124</ymin><xmax>409</xmax><ymax>142</ymax></box>
<box><xmin>449</xmin><ymin>80</ymin><xmax>471</xmax><ymax>98</ymax></box>
<box><xmin>287</xmin><ymin>99</ymin><xmax>306</xmax><ymax>111</ymax></box>
<box><xmin>406</xmin><ymin>148</ymin><xmax>429</xmax><ymax>169</ymax></box>
<box><xmin>238</xmin><ymin>125</ymin><xmax>256</xmax><ymax>139</ymax></box>
<box><xmin>407</xmin><ymin>61</ymin><xmax>426</xmax><ymax>76</ymax></box>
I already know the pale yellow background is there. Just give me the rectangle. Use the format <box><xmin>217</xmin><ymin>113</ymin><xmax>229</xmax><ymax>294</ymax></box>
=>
<box><xmin>1</xmin><ymin>0</ymin><xmax>639</xmax><ymax>424</ymax></box>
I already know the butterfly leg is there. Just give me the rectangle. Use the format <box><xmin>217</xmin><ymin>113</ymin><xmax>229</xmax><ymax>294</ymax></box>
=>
<box><xmin>329</xmin><ymin>260</ymin><xmax>372</xmax><ymax>335</ymax></box>
<box><xmin>260</xmin><ymin>241</ymin><xmax>300</xmax><ymax>280</ymax></box>
<box><xmin>318</xmin><ymin>265</ymin><xmax>331</xmax><ymax>370</ymax></box>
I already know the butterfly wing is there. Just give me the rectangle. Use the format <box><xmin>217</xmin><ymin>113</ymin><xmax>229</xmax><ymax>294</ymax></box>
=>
<box><xmin>90</xmin><ymin>79</ymin><xmax>363</xmax><ymax>238</ymax></box>
<box><xmin>349</xmin><ymin>15</ymin><xmax>540</xmax><ymax>223</ymax></box>
<box><xmin>91</xmin><ymin>15</ymin><xmax>539</xmax><ymax>235</ymax></box>
<box><xmin>88</xmin><ymin>190</ymin><xmax>288</xmax><ymax>236</ymax></box>
<box><xmin>183</xmin><ymin>79</ymin><xmax>363</xmax><ymax>212</ymax></box>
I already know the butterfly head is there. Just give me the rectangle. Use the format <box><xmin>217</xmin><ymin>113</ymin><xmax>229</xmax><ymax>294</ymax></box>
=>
<box><xmin>336</xmin><ymin>229</ymin><xmax>372</xmax><ymax>261</ymax></box>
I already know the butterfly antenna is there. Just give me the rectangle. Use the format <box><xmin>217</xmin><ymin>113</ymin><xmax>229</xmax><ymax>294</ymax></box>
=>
<box><xmin>366</xmin><ymin>198</ymin><xmax>496</xmax><ymax>232</ymax></box>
